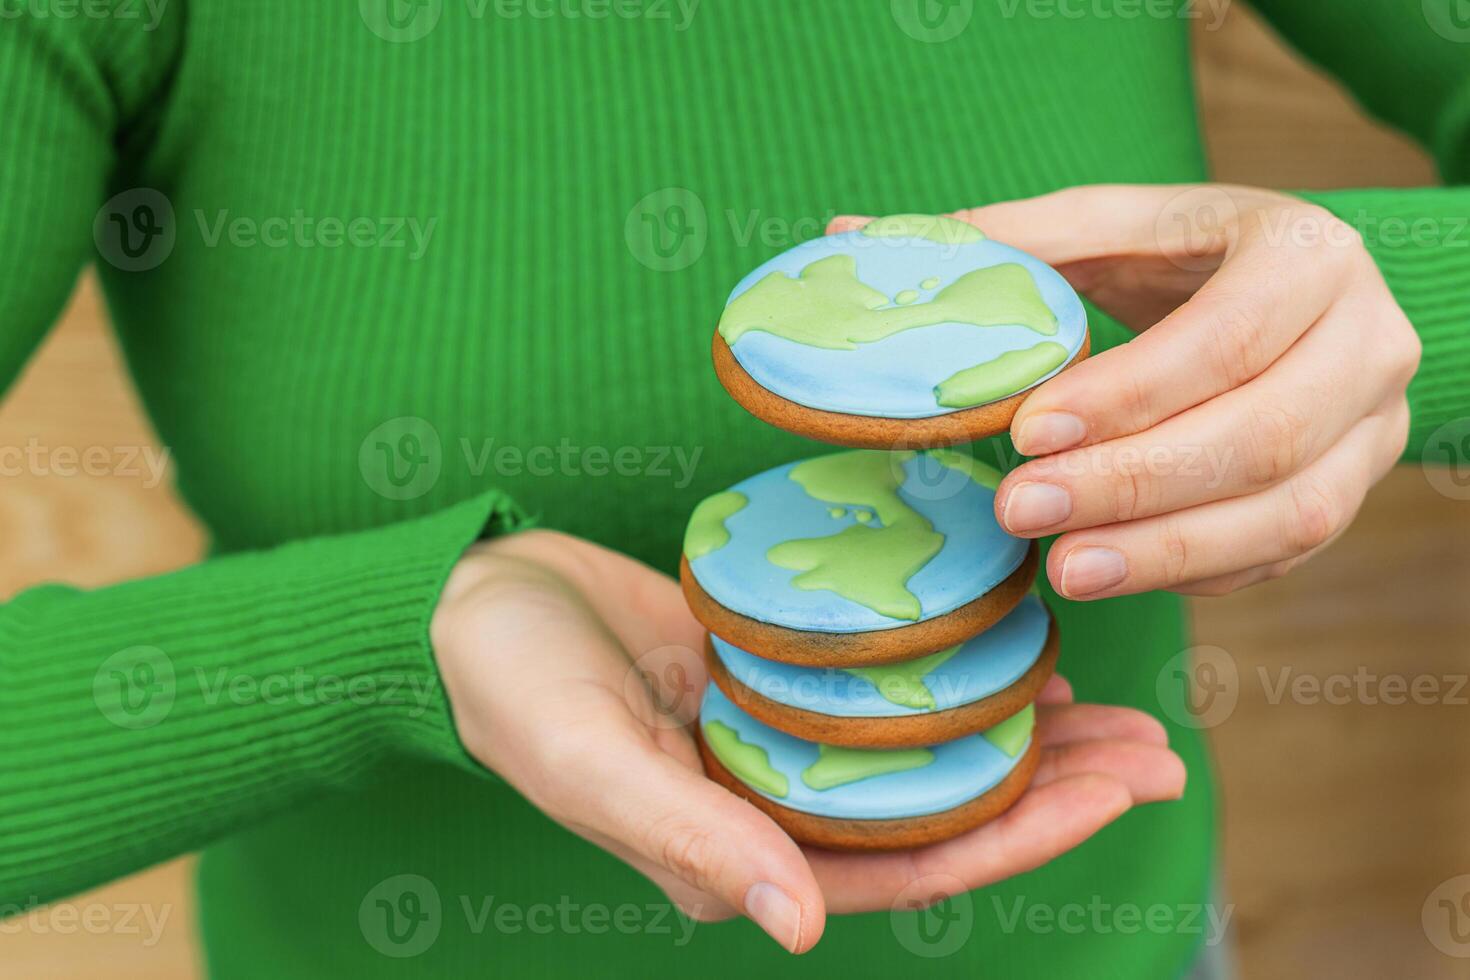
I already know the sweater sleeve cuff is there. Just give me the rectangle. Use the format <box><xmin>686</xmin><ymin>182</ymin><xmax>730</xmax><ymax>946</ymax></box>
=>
<box><xmin>298</xmin><ymin>490</ymin><xmax>539</xmax><ymax>771</ymax></box>
<box><xmin>0</xmin><ymin>491</ymin><xmax>532</xmax><ymax>902</ymax></box>
<box><xmin>1297</xmin><ymin>188</ymin><xmax>1470</xmax><ymax>459</ymax></box>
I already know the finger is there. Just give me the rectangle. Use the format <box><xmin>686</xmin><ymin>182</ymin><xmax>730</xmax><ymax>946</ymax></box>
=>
<box><xmin>1172</xmin><ymin>397</ymin><xmax>1409</xmax><ymax>597</ymax></box>
<box><xmin>951</xmin><ymin>185</ymin><xmax>1224</xmax><ymax>265</ymax></box>
<box><xmin>810</xmin><ymin>773</ymin><xmax>1133</xmax><ymax>914</ymax></box>
<box><xmin>459</xmin><ymin>565</ymin><xmax>823</xmax><ymax>951</ymax></box>
<box><xmin>829</xmin><ymin>189</ymin><xmax>1351</xmax><ymax>456</ymax></box>
<box><xmin>830</xmin><ymin>186</ymin><xmax>1202</xmax><ymax>266</ymax></box>
<box><xmin>1169</xmin><ymin>513</ymin><xmax>1356</xmax><ymax>597</ymax></box>
<box><xmin>826</xmin><ymin>214</ymin><xmax>873</xmax><ymax>234</ymax></box>
<box><xmin>1036</xmin><ymin>671</ymin><xmax>1074</xmax><ymax>705</ymax></box>
<box><xmin>1036</xmin><ymin>702</ymin><xmax>1169</xmax><ymax>748</ymax></box>
<box><xmin>1009</xmin><ymin>214</ymin><xmax>1354</xmax><ymax>455</ymax></box>
<box><xmin>1046</xmin><ymin>405</ymin><xmax>1403</xmax><ymax>599</ymax></box>
<box><xmin>580</xmin><ymin>827</ymin><xmax>739</xmax><ymax>921</ymax></box>
<box><xmin>1172</xmin><ymin>558</ymin><xmax>1301</xmax><ymax>597</ymax></box>
<box><xmin>997</xmin><ymin>301</ymin><xmax>1394</xmax><ymax>536</ymax></box>
<box><xmin>557</xmin><ymin>733</ymin><xmax>825</xmax><ymax>953</ymax></box>
<box><xmin>1031</xmin><ymin>739</ymin><xmax>1187</xmax><ymax>804</ymax></box>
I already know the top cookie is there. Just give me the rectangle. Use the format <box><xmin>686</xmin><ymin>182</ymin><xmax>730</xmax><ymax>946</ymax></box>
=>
<box><xmin>713</xmin><ymin>214</ymin><xmax>1089</xmax><ymax>447</ymax></box>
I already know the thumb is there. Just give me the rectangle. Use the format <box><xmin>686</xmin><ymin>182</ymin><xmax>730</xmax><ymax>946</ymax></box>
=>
<box><xmin>566</xmin><ymin>731</ymin><xmax>826</xmax><ymax>953</ymax></box>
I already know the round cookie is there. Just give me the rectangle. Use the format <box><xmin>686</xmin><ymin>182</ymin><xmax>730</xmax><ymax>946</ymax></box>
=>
<box><xmin>696</xmin><ymin>683</ymin><xmax>1040</xmax><ymax>850</ymax></box>
<box><xmin>680</xmin><ymin>447</ymin><xmax>1037</xmax><ymax>666</ymax></box>
<box><xmin>705</xmin><ymin>593</ymin><xmax>1057</xmax><ymax>747</ymax></box>
<box><xmin>713</xmin><ymin>214</ymin><xmax>1090</xmax><ymax>449</ymax></box>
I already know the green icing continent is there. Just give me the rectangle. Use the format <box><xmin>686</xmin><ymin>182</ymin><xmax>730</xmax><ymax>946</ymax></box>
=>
<box><xmin>926</xmin><ymin>447</ymin><xmax>1004</xmax><ymax>491</ymax></box>
<box><xmin>766</xmin><ymin>451</ymin><xmax>941</xmax><ymax>621</ymax></box>
<box><xmin>703</xmin><ymin>720</ymin><xmax>789</xmax><ymax>797</ymax></box>
<box><xmin>718</xmin><ymin>256</ymin><xmax>1057</xmax><ymax>351</ymax></box>
<box><xmin>842</xmin><ymin>645</ymin><xmax>960</xmax><ymax>711</ymax></box>
<box><xmin>934</xmin><ymin>341</ymin><xmax>1069</xmax><ymax>409</ymax></box>
<box><xmin>982</xmin><ymin>704</ymin><xmax>1035</xmax><ymax>759</ymax></box>
<box><xmin>859</xmin><ymin>213</ymin><xmax>987</xmax><ymax>245</ymax></box>
<box><xmin>921</xmin><ymin>276</ymin><xmax>941</xmax><ymax>290</ymax></box>
<box><xmin>683</xmin><ymin>490</ymin><xmax>747</xmax><ymax>560</ymax></box>
<box><xmin>802</xmin><ymin>743</ymin><xmax>936</xmax><ymax>791</ymax></box>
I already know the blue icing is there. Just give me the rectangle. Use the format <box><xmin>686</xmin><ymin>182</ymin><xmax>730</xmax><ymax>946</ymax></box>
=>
<box><xmin>700</xmin><ymin>683</ymin><xmax>1030</xmax><ymax>819</ymax></box>
<box><xmin>724</xmin><ymin>231</ymin><xmax>1087</xmax><ymax>418</ymax></box>
<box><xmin>713</xmin><ymin>595</ymin><xmax>1049</xmax><ymax>717</ymax></box>
<box><xmin>688</xmin><ymin>452</ymin><xmax>1028</xmax><ymax>632</ymax></box>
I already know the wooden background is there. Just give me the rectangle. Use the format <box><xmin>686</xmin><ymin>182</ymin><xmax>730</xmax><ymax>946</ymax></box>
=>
<box><xmin>2</xmin><ymin>6</ymin><xmax>1467</xmax><ymax>977</ymax></box>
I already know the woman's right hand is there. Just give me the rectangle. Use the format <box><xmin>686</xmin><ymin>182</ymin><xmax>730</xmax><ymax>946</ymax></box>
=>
<box><xmin>431</xmin><ymin>529</ymin><xmax>1186</xmax><ymax>953</ymax></box>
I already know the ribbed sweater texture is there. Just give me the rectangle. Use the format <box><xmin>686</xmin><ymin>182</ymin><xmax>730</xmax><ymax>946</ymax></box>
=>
<box><xmin>2</xmin><ymin>2</ymin><xmax>1467</xmax><ymax>976</ymax></box>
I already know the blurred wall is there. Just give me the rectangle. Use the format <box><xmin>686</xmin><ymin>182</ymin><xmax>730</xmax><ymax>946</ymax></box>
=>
<box><xmin>1</xmin><ymin>5</ymin><xmax>1466</xmax><ymax>978</ymax></box>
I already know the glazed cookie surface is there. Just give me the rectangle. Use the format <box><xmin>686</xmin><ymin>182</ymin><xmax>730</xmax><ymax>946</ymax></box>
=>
<box><xmin>697</xmin><ymin>683</ymin><xmax>1039</xmax><ymax>849</ymax></box>
<box><xmin>681</xmin><ymin>448</ymin><xmax>1027</xmax><ymax>634</ymax></box>
<box><xmin>705</xmin><ymin>593</ymin><xmax>1057</xmax><ymax>746</ymax></box>
<box><xmin>698</xmin><ymin>683</ymin><xmax>1034</xmax><ymax>819</ymax></box>
<box><xmin>713</xmin><ymin>214</ymin><xmax>1089</xmax><ymax>446</ymax></box>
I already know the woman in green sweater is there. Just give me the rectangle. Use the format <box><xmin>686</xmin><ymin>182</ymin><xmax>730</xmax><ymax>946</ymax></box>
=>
<box><xmin>3</xmin><ymin>2</ymin><xmax>1467</xmax><ymax>976</ymax></box>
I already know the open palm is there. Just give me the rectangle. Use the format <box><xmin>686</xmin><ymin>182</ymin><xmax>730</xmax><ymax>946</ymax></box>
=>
<box><xmin>431</xmin><ymin>529</ymin><xmax>1184</xmax><ymax>953</ymax></box>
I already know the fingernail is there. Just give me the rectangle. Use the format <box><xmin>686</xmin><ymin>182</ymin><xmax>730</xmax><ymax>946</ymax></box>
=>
<box><xmin>1015</xmin><ymin>412</ymin><xmax>1087</xmax><ymax>455</ymax></box>
<box><xmin>1002</xmin><ymin>482</ymin><xmax>1072</xmax><ymax>533</ymax></box>
<box><xmin>745</xmin><ymin>882</ymin><xmax>803</xmax><ymax>952</ymax></box>
<box><xmin>1060</xmin><ymin>547</ymin><xmax>1128</xmax><ymax>597</ymax></box>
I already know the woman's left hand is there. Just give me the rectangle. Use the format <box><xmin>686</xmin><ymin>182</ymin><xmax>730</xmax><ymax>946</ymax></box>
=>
<box><xmin>834</xmin><ymin>185</ymin><xmax>1421</xmax><ymax>598</ymax></box>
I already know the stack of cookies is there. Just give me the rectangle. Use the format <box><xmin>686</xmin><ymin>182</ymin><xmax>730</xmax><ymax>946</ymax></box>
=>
<box><xmin>680</xmin><ymin>215</ymin><xmax>1089</xmax><ymax>850</ymax></box>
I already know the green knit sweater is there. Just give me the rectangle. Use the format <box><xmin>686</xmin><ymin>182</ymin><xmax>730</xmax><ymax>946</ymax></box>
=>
<box><xmin>2</xmin><ymin>2</ymin><xmax>1467</xmax><ymax>976</ymax></box>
